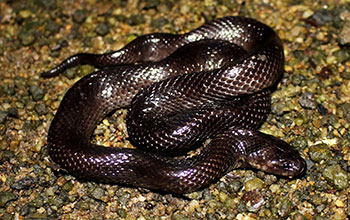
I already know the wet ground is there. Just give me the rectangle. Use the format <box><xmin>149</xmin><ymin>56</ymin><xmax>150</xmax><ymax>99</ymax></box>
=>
<box><xmin>0</xmin><ymin>0</ymin><xmax>349</xmax><ymax>219</ymax></box>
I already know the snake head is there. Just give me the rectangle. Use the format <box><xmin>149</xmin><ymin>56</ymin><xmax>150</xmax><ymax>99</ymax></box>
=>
<box><xmin>245</xmin><ymin>133</ymin><xmax>307</xmax><ymax>178</ymax></box>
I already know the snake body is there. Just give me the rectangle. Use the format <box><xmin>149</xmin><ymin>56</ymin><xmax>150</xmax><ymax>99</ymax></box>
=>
<box><xmin>42</xmin><ymin>16</ymin><xmax>306</xmax><ymax>194</ymax></box>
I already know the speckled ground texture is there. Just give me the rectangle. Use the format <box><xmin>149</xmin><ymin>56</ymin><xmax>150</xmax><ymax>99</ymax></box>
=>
<box><xmin>0</xmin><ymin>0</ymin><xmax>349</xmax><ymax>219</ymax></box>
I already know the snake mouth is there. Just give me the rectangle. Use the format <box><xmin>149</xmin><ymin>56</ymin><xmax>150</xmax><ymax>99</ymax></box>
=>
<box><xmin>248</xmin><ymin>155</ymin><xmax>307</xmax><ymax>178</ymax></box>
<box><xmin>245</xmin><ymin>133</ymin><xmax>307</xmax><ymax>178</ymax></box>
<box><xmin>267</xmin><ymin>156</ymin><xmax>307</xmax><ymax>177</ymax></box>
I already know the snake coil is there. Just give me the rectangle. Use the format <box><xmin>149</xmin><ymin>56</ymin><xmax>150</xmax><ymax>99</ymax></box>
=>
<box><xmin>42</xmin><ymin>16</ymin><xmax>306</xmax><ymax>194</ymax></box>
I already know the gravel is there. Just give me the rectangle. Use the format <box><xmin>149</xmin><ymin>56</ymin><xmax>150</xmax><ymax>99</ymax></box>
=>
<box><xmin>0</xmin><ymin>0</ymin><xmax>349</xmax><ymax>219</ymax></box>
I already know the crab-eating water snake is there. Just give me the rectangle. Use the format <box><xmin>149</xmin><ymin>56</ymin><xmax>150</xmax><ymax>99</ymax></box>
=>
<box><xmin>41</xmin><ymin>16</ymin><xmax>306</xmax><ymax>194</ymax></box>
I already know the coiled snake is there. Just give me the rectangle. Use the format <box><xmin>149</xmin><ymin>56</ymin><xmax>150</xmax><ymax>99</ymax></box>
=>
<box><xmin>42</xmin><ymin>16</ymin><xmax>306</xmax><ymax>194</ymax></box>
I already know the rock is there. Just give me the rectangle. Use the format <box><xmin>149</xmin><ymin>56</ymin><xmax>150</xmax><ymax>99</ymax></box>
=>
<box><xmin>339</xmin><ymin>21</ymin><xmax>350</xmax><ymax>45</ymax></box>
<box><xmin>322</xmin><ymin>164</ymin><xmax>349</xmax><ymax>190</ymax></box>
<box><xmin>95</xmin><ymin>22</ymin><xmax>110</xmax><ymax>36</ymax></box>
<box><xmin>299</xmin><ymin>92</ymin><xmax>316</xmax><ymax>109</ymax></box>
<box><xmin>0</xmin><ymin>191</ymin><xmax>17</xmax><ymax>207</ymax></box>
<box><xmin>308</xmin><ymin>144</ymin><xmax>332</xmax><ymax>163</ymax></box>
<box><xmin>28</xmin><ymin>85</ymin><xmax>45</xmax><ymax>101</ymax></box>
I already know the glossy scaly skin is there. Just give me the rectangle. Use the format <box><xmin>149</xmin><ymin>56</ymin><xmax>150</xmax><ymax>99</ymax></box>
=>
<box><xmin>42</xmin><ymin>16</ymin><xmax>306</xmax><ymax>194</ymax></box>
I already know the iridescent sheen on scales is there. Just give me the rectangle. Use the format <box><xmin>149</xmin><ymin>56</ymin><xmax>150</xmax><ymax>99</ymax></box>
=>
<box><xmin>42</xmin><ymin>16</ymin><xmax>306</xmax><ymax>194</ymax></box>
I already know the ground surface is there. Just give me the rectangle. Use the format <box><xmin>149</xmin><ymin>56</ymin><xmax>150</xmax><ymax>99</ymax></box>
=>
<box><xmin>0</xmin><ymin>0</ymin><xmax>349</xmax><ymax>219</ymax></box>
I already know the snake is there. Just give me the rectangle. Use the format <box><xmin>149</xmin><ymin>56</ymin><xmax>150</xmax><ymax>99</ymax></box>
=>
<box><xmin>42</xmin><ymin>16</ymin><xmax>306</xmax><ymax>194</ymax></box>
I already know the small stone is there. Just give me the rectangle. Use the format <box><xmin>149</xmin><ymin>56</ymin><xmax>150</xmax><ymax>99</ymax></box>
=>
<box><xmin>244</xmin><ymin>178</ymin><xmax>264</xmax><ymax>191</ymax></box>
<box><xmin>18</xmin><ymin>21</ymin><xmax>39</xmax><ymax>46</ymax></box>
<box><xmin>34</xmin><ymin>0</ymin><xmax>57</xmax><ymax>10</ymax></box>
<box><xmin>316</xmin><ymin>103</ymin><xmax>328</xmax><ymax>115</ymax></box>
<box><xmin>294</xmin><ymin>113</ymin><xmax>307</xmax><ymax>126</ymax></box>
<box><xmin>29</xmin><ymin>85</ymin><xmax>45</xmax><ymax>101</ymax></box>
<box><xmin>64</xmin><ymin>67</ymin><xmax>78</xmax><ymax>79</ymax></box>
<box><xmin>291</xmin><ymin>74</ymin><xmax>306</xmax><ymax>86</ymax></box>
<box><xmin>0</xmin><ymin>110</ymin><xmax>9</xmax><ymax>124</ymax></box>
<box><xmin>18</xmin><ymin>28</ymin><xmax>36</xmax><ymax>46</ymax></box>
<box><xmin>151</xmin><ymin>17</ymin><xmax>168</xmax><ymax>29</ymax></box>
<box><xmin>11</xmin><ymin>176</ymin><xmax>35</xmax><ymax>190</ymax></box>
<box><xmin>116</xmin><ymin>208</ymin><xmax>127</xmax><ymax>218</ymax></box>
<box><xmin>180</xmin><ymin>5</ymin><xmax>190</xmax><ymax>14</ymax></box>
<box><xmin>79</xmin><ymin>201</ymin><xmax>90</xmax><ymax>210</ymax></box>
<box><xmin>7</xmin><ymin>107</ymin><xmax>18</xmax><ymax>118</ymax></box>
<box><xmin>339</xmin><ymin>103</ymin><xmax>350</xmax><ymax>123</ymax></box>
<box><xmin>128</xmin><ymin>14</ymin><xmax>146</xmax><ymax>26</ymax></box>
<box><xmin>73</xmin><ymin>9</ymin><xmax>88</xmax><ymax>24</ymax></box>
<box><xmin>172</xmin><ymin>212</ymin><xmax>190</xmax><ymax>220</ymax></box>
<box><xmin>311</xmin><ymin>9</ymin><xmax>334</xmax><ymax>26</ymax></box>
<box><xmin>219</xmin><ymin>192</ymin><xmax>228</xmax><ymax>203</ymax></box>
<box><xmin>95</xmin><ymin>22</ymin><xmax>110</xmax><ymax>36</ymax></box>
<box><xmin>19</xmin><ymin>10</ymin><xmax>32</xmax><ymax>19</ymax></box>
<box><xmin>32</xmin><ymin>196</ymin><xmax>44</xmax><ymax>208</ymax></box>
<box><xmin>144</xmin><ymin>0</ymin><xmax>160</xmax><ymax>9</ymax></box>
<box><xmin>187</xmin><ymin>200</ymin><xmax>200</xmax><ymax>213</ymax></box>
<box><xmin>322</xmin><ymin>164</ymin><xmax>349</xmax><ymax>190</ymax></box>
<box><xmin>90</xmin><ymin>187</ymin><xmax>105</xmax><ymax>201</ymax></box>
<box><xmin>34</xmin><ymin>103</ymin><xmax>48</xmax><ymax>116</ymax></box>
<box><xmin>77</xmin><ymin>65</ymin><xmax>95</xmax><ymax>77</ymax></box>
<box><xmin>278</xmin><ymin>199</ymin><xmax>292</xmax><ymax>217</ymax></box>
<box><xmin>0</xmin><ymin>150</ymin><xmax>14</xmax><ymax>163</ymax></box>
<box><xmin>299</xmin><ymin>92</ymin><xmax>316</xmax><ymax>109</ymax></box>
<box><xmin>45</xmin><ymin>21</ymin><xmax>61</xmax><ymax>36</ymax></box>
<box><xmin>309</xmin><ymin>144</ymin><xmax>332</xmax><ymax>163</ymax></box>
<box><xmin>290</xmin><ymin>135</ymin><xmax>308</xmax><ymax>149</ymax></box>
<box><xmin>333</xmin><ymin>49</ymin><xmax>350</xmax><ymax>64</ymax></box>
<box><xmin>0</xmin><ymin>191</ymin><xmax>17</xmax><ymax>207</ymax></box>
<box><xmin>339</xmin><ymin>21</ymin><xmax>350</xmax><ymax>45</ymax></box>
<box><xmin>62</xmin><ymin>181</ymin><xmax>74</xmax><ymax>192</ymax></box>
<box><xmin>334</xmin><ymin>200</ymin><xmax>344</xmax><ymax>208</ymax></box>
<box><xmin>45</xmin><ymin>187</ymin><xmax>56</xmax><ymax>197</ymax></box>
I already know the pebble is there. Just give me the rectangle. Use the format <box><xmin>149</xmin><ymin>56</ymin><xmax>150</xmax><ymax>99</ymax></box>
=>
<box><xmin>11</xmin><ymin>176</ymin><xmax>36</xmax><ymax>190</ymax></box>
<box><xmin>62</xmin><ymin>181</ymin><xmax>74</xmax><ymax>192</ymax></box>
<box><xmin>151</xmin><ymin>17</ymin><xmax>169</xmax><ymax>29</ymax></box>
<box><xmin>333</xmin><ymin>48</ymin><xmax>350</xmax><ymax>63</ymax></box>
<box><xmin>144</xmin><ymin>0</ymin><xmax>160</xmax><ymax>9</ymax></box>
<box><xmin>28</xmin><ymin>85</ymin><xmax>45</xmax><ymax>101</ymax></box>
<box><xmin>77</xmin><ymin>65</ymin><xmax>95</xmax><ymax>77</ymax></box>
<box><xmin>278</xmin><ymin>199</ymin><xmax>292</xmax><ymax>217</ymax></box>
<box><xmin>18</xmin><ymin>22</ymin><xmax>37</xmax><ymax>46</ymax></box>
<box><xmin>35</xmin><ymin>0</ymin><xmax>57</xmax><ymax>10</ymax></box>
<box><xmin>316</xmin><ymin>103</ymin><xmax>328</xmax><ymax>115</ymax></box>
<box><xmin>0</xmin><ymin>110</ymin><xmax>8</xmax><ymax>124</ymax></box>
<box><xmin>45</xmin><ymin>21</ymin><xmax>61</xmax><ymax>36</ymax></box>
<box><xmin>0</xmin><ymin>150</ymin><xmax>14</xmax><ymax>163</ymax></box>
<box><xmin>290</xmin><ymin>135</ymin><xmax>308</xmax><ymax>149</ymax></box>
<box><xmin>0</xmin><ymin>191</ymin><xmax>17</xmax><ymax>207</ymax></box>
<box><xmin>73</xmin><ymin>9</ymin><xmax>88</xmax><ymax>24</ymax></box>
<box><xmin>322</xmin><ymin>164</ymin><xmax>349</xmax><ymax>190</ymax></box>
<box><xmin>299</xmin><ymin>92</ymin><xmax>316</xmax><ymax>109</ymax></box>
<box><xmin>34</xmin><ymin>103</ymin><xmax>48</xmax><ymax>116</ymax></box>
<box><xmin>339</xmin><ymin>103</ymin><xmax>350</xmax><ymax>123</ymax></box>
<box><xmin>339</xmin><ymin>21</ymin><xmax>350</xmax><ymax>45</ymax></box>
<box><xmin>0</xmin><ymin>1</ymin><xmax>349</xmax><ymax>219</ymax></box>
<box><xmin>244</xmin><ymin>178</ymin><xmax>264</xmax><ymax>191</ymax></box>
<box><xmin>127</xmin><ymin>14</ymin><xmax>146</xmax><ymax>26</ymax></box>
<box><xmin>90</xmin><ymin>187</ymin><xmax>106</xmax><ymax>201</ymax></box>
<box><xmin>308</xmin><ymin>144</ymin><xmax>331</xmax><ymax>163</ymax></box>
<box><xmin>172</xmin><ymin>212</ymin><xmax>190</xmax><ymax>220</ymax></box>
<box><xmin>311</xmin><ymin>9</ymin><xmax>334</xmax><ymax>26</ymax></box>
<box><xmin>95</xmin><ymin>22</ymin><xmax>110</xmax><ymax>36</ymax></box>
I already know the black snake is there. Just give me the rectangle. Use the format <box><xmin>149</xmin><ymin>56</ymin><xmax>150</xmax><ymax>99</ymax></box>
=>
<box><xmin>42</xmin><ymin>16</ymin><xmax>306</xmax><ymax>194</ymax></box>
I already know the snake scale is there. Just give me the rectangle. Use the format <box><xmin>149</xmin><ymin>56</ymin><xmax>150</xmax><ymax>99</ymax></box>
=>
<box><xmin>42</xmin><ymin>16</ymin><xmax>306</xmax><ymax>194</ymax></box>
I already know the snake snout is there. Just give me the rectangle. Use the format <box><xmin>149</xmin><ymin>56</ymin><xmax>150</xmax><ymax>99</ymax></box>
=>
<box><xmin>266</xmin><ymin>152</ymin><xmax>307</xmax><ymax>178</ymax></box>
<box><xmin>246</xmin><ymin>134</ymin><xmax>307</xmax><ymax>178</ymax></box>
